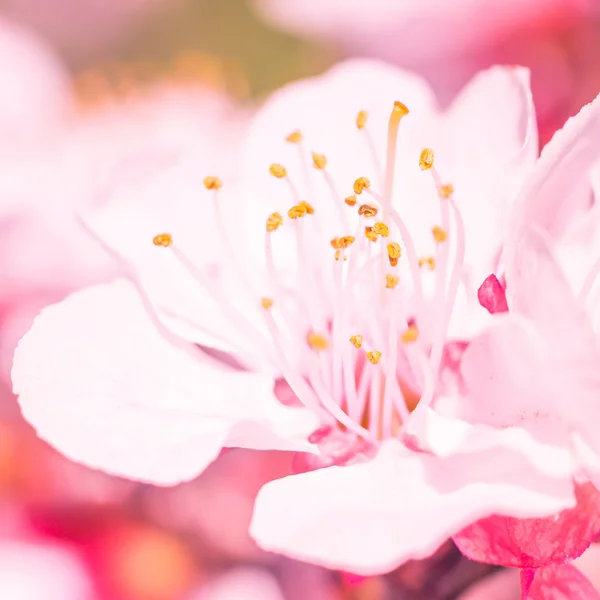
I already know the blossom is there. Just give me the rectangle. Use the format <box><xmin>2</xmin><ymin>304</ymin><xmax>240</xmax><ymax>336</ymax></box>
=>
<box><xmin>12</xmin><ymin>60</ymin><xmax>600</xmax><ymax>574</ymax></box>
<box><xmin>253</xmin><ymin>0</ymin><xmax>600</xmax><ymax>143</ymax></box>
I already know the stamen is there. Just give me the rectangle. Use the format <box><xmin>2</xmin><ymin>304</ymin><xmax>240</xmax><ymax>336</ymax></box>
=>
<box><xmin>355</xmin><ymin>110</ymin><xmax>368</xmax><ymax>130</ymax></box>
<box><xmin>269</xmin><ymin>163</ymin><xmax>287</xmax><ymax>178</ymax></box>
<box><xmin>365</xmin><ymin>227</ymin><xmax>379</xmax><ymax>242</ymax></box>
<box><xmin>203</xmin><ymin>176</ymin><xmax>222</xmax><ymax>190</ymax></box>
<box><xmin>385</xmin><ymin>274</ymin><xmax>399</xmax><ymax>289</ymax></box>
<box><xmin>299</xmin><ymin>200</ymin><xmax>314</xmax><ymax>214</ymax></box>
<box><xmin>358</xmin><ymin>204</ymin><xmax>378</xmax><ymax>218</ymax></box>
<box><xmin>288</xmin><ymin>204</ymin><xmax>308</xmax><ymax>219</ymax></box>
<box><xmin>419</xmin><ymin>148</ymin><xmax>434</xmax><ymax>171</ymax></box>
<box><xmin>349</xmin><ymin>335</ymin><xmax>363</xmax><ymax>349</ymax></box>
<box><xmin>307</xmin><ymin>331</ymin><xmax>329</xmax><ymax>351</ymax></box>
<box><xmin>387</xmin><ymin>242</ymin><xmax>401</xmax><ymax>267</ymax></box>
<box><xmin>266</xmin><ymin>212</ymin><xmax>284</xmax><ymax>232</ymax></box>
<box><xmin>439</xmin><ymin>183</ymin><xmax>454</xmax><ymax>199</ymax></box>
<box><xmin>372</xmin><ymin>222</ymin><xmax>389</xmax><ymax>237</ymax></box>
<box><xmin>402</xmin><ymin>325</ymin><xmax>419</xmax><ymax>343</ymax></box>
<box><xmin>345</xmin><ymin>195</ymin><xmax>357</xmax><ymax>207</ymax></box>
<box><xmin>418</xmin><ymin>257</ymin><xmax>436</xmax><ymax>270</ymax></box>
<box><xmin>339</xmin><ymin>235</ymin><xmax>356</xmax><ymax>248</ymax></box>
<box><xmin>432</xmin><ymin>226</ymin><xmax>448</xmax><ymax>243</ymax></box>
<box><xmin>261</xmin><ymin>297</ymin><xmax>274</xmax><ymax>310</ymax></box>
<box><xmin>366</xmin><ymin>350</ymin><xmax>382</xmax><ymax>365</ymax></box>
<box><xmin>286</xmin><ymin>130</ymin><xmax>303</xmax><ymax>144</ymax></box>
<box><xmin>153</xmin><ymin>233</ymin><xmax>173</xmax><ymax>247</ymax></box>
<box><xmin>311</xmin><ymin>152</ymin><xmax>327</xmax><ymax>170</ymax></box>
<box><xmin>353</xmin><ymin>177</ymin><xmax>371</xmax><ymax>195</ymax></box>
<box><xmin>334</xmin><ymin>250</ymin><xmax>347</xmax><ymax>261</ymax></box>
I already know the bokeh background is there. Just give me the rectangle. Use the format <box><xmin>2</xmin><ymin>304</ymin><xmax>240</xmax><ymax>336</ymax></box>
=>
<box><xmin>1</xmin><ymin>0</ymin><xmax>600</xmax><ymax>598</ymax></box>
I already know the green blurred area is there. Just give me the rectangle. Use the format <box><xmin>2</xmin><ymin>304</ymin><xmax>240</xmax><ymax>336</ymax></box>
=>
<box><xmin>94</xmin><ymin>0</ymin><xmax>339</xmax><ymax>99</ymax></box>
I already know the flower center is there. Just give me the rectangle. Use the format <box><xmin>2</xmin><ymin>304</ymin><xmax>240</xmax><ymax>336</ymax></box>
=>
<box><xmin>153</xmin><ymin>102</ymin><xmax>466</xmax><ymax>442</ymax></box>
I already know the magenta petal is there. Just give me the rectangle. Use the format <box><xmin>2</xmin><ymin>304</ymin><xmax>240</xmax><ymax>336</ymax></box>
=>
<box><xmin>453</xmin><ymin>484</ymin><xmax>600</xmax><ymax>568</ymax></box>
<box><xmin>524</xmin><ymin>564</ymin><xmax>600</xmax><ymax>600</ymax></box>
<box><xmin>477</xmin><ymin>274</ymin><xmax>509</xmax><ymax>314</ymax></box>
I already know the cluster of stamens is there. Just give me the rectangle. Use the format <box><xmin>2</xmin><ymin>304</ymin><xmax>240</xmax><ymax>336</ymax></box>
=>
<box><xmin>152</xmin><ymin>100</ymin><xmax>465</xmax><ymax>442</ymax></box>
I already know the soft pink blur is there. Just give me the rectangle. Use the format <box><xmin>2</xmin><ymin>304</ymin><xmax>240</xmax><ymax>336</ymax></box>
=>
<box><xmin>255</xmin><ymin>0</ymin><xmax>600</xmax><ymax>143</ymax></box>
<box><xmin>1</xmin><ymin>0</ymin><xmax>181</xmax><ymax>58</ymax></box>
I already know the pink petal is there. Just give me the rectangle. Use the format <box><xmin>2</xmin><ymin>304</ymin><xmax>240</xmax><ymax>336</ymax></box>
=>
<box><xmin>250</xmin><ymin>439</ymin><xmax>575</xmax><ymax>575</ymax></box>
<box><xmin>12</xmin><ymin>280</ymin><xmax>318</xmax><ymax>485</ymax></box>
<box><xmin>453</xmin><ymin>483</ymin><xmax>600</xmax><ymax>568</ymax></box>
<box><xmin>510</xmin><ymin>89</ymin><xmax>600</xmax><ymax>242</ymax></box>
<box><xmin>524</xmin><ymin>563</ymin><xmax>600</xmax><ymax>600</ymax></box>
<box><xmin>477</xmin><ymin>274</ymin><xmax>509</xmax><ymax>314</ymax></box>
<box><xmin>190</xmin><ymin>568</ymin><xmax>285</xmax><ymax>600</ymax></box>
<box><xmin>457</xmin><ymin>569</ymin><xmax>520</xmax><ymax>600</ymax></box>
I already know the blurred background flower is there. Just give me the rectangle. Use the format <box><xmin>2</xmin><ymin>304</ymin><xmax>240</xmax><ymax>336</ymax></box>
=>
<box><xmin>0</xmin><ymin>0</ymin><xmax>599</xmax><ymax>598</ymax></box>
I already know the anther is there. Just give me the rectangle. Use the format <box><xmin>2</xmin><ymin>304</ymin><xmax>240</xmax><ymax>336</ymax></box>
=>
<box><xmin>419</xmin><ymin>148</ymin><xmax>434</xmax><ymax>171</ymax></box>
<box><xmin>353</xmin><ymin>177</ymin><xmax>371</xmax><ymax>195</ymax></box>
<box><xmin>367</xmin><ymin>350</ymin><xmax>382</xmax><ymax>365</ymax></box>
<box><xmin>392</xmin><ymin>101</ymin><xmax>410</xmax><ymax>117</ymax></box>
<box><xmin>432</xmin><ymin>226</ymin><xmax>448</xmax><ymax>243</ymax></box>
<box><xmin>385</xmin><ymin>274</ymin><xmax>399</xmax><ymax>289</ymax></box>
<box><xmin>402</xmin><ymin>325</ymin><xmax>419</xmax><ymax>344</ymax></box>
<box><xmin>286</xmin><ymin>130</ymin><xmax>303</xmax><ymax>144</ymax></box>
<box><xmin>312</xmin><ymin>152</ymin><xmax>327</xmax><ymax>170</ymax></box>
<box><xmin>418</xmin><ymin>256</ymin><xmax>436</xmax><ymax>270</ymax></box>
<box><xmin>334</xmin><ymin>250</ymin><xmax>348</xmax><ymax>261</ymax></box>
<box><xmin>288</xmin><ymin>204</ymin><xmax>308</xmax><ymax>219</ymax></box>
<box><xmin>153</xmin><ymin>233</ymin><xmax>173</xmax><ymax>247</ymax></box>
<box><xmin>266</xmin><ymin>212</ymin><xmax>283</xmax><ymax>232</ymax></box>
<box><xmin>439</xmin><ymin>183</ymin><xmax>454</xmax><ymax>199</ymax></box>
<box><xmin>372</xmin><ymin>222</ymin><xmax>389</xmax><ymax>237</ymax></box>
<box><xmin>387</xmin><ymin>242</ymin><xmax>401</xmax><ymax>266</ymax></box>
<box><xmin>356</xmin><ymin>111</ymin><xmax>368</xmax><ymax>130</ymax></box>
<box><xmin>261</xmin><ymin>297</ymin><xmax>274</xmax><ymax>310</ymax></box>
<box><xmin>339</xmin><ymin>235</ymin><xmax>356</xmax><ymax>248</ymax></box>
<box><xmin>365</xmin><ymin>227</ymin><xmax>379</xmax><ymax>242</ymax></box>
<box><xmin>269</xmin><ymin>163</ymin><xmax>287</xmax><ymax>178</ymax></box>
<box><xmin>358</xmin><ymin>204</ymin><xmax>378</xmax><ymax>218</ymax></box>
<box><xmin>299</xmin><ymin>200</ymin><xmax>314</xmax><ymax>214</ymax></box>
<box><xmin>345</xmin><ymin>195</ymin><xmax>357</xmax><ymax>207</ymax></box>
<box><xmin>349</xmin><ymin>334</ymin><xmax>363</xmax><ymax>349</ymax></box>
<box><xmin>203</xmin><ymin>176</ymin><xmax>222</xmax><ymax>190</ymax></box>
<box><xmin>307</xmin><ymin>331</ymin><xmax>329</xmax><ymax>351</ymax></box>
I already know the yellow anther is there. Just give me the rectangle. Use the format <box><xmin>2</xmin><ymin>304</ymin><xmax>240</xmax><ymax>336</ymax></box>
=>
<box><xmin>269</xmin><ymin>163</ymin><xmax>287</xmax><ymax>178</ymax></box>
<box><xmin>432</xmin><ymin>226</ymin><xmax>448</xmax><ymax>243</ymax></box>
<box><xmin>299</xmin><ymin>200</ymin><xmax>314</xmax><ymax>214</ymax></box>
<box><xmin>365</xmin><ymin>226</ymin><xmax>379</xmax><ymax>243</ymax></box>
<box><xmin>353</xmin><ymin>177</ymin><xmax>371</xmax><ymax>195</ymax></box>
<box><xmin>367</xmin><ymin>350</ymin><xmax>382</xmax><ymax>365</ymax></box>
<box><xmin>334</xmin><ymin>249</ymin><xmax>348</xmax><ymax>261</ymax></box>
<box><xmin>356</xmin><ymin>110</ymin><xmax>368</xmax><ymax>130</ymax></box>
<box><xmin>339</xmin><ymin>235</ymin><xmax>356</xmax><ymax>248</ymax></box>
<box><xmin>418</xmin><ymin>256</ymin><xmax>436</xmax><ymax>270</ymax></box>
<box><xmin>261</xmin><ymin>297</ymin><xmax>274</xmax><ymax>310</ymax></box>
<box><xmin>393</xmin><ymin>101</ymin><xmax>410</xmax><ymax>117</ymax></box>
<box><xmin>286</xmin><ymin>130</ymin><xmax>303</xmax><ymax>144</ymax></box>
<box><xmin>203</xmin><ymin>176</ymin><xmax>222</xmax><ymax>190</ymax></box>
<box><xmin>419</xmin><ymin>148</ymin><xmax>434</xmax><ymax>171</ymax></box>
<box><xmin>307</xmin><ymin>331</ymin><xmax>329</xmax><ymax>351</ymax></box>
<box><xmin>153</xmin><ymin>233</ymin><xmax>173</xmax><ymax>247</ymax></box>
<box><xmin>372</xmin><ymin>222</ymin><xmax>389</xmax><ymax>237</ymax></box>
<box><xmin>385</xmin><ymin>274</ymin><xmax>399</xmax><ymax>289</ymax></box>
<box><xmin>439</xmin><ymin>183</ymin><xmax>454</xmax><ymax>199</ymax></box>
<box><xmin>387</xmin><ymin>242</ymin><xmax>401</xmax><ymax>267</ymax></box>
<box><xmin>288</xmin><ymin>204</ymin><xmax>308</xmax><ymax>219</ymax></box>
<box><xmin>402</xmin><ymin>325</ymin><xmax>419</xmax><ymax>344</ymax></box>
<box><xmin>266</xmin><ymin>212</ymin><xmax>284</xmax><ymax>232</ymax></box>
<box><xmin>349</xmin><ymin>334</ymin><xmax>363</xmax><ymax>349</ymax></box>
<box><xmin>312</xmin><ymin>152</ymin><xmax>327</xmax><ymax>170</ymax></box>
<box><xmin>345</xmin><ymin>195</ymin><xmax>357</xmax><ymax>207</ymax></box>
<box><xmin>330</xmin><ymin>237</ymin><xmax>342</xmax><ymax>250</ymax></box>
<box><xmin>358</xmin><ymin>204</ymin><xmax>378</xmax><ymax>218</ymax></box>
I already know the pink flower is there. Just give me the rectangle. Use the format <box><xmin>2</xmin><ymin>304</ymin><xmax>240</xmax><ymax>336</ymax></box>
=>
<box><xmin>253</xmin><ymin>0</ymin><xmax>600</xmax><ymax>144</ymax></box>
<box><xmin>12</xmin><ymin>60</ymin><xmax>600</xmax><ymax>574</ymax></box>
